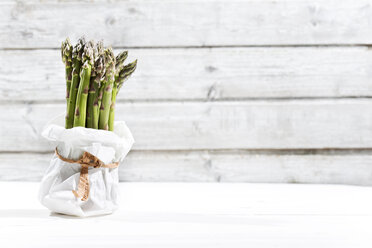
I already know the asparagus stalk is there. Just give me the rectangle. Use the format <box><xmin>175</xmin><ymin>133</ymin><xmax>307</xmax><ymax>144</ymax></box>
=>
<box><xmin>116</xmin><ymin>59</ymin><xmax>138</xmax><ymax>94</ymax></box>
<box><xmin>98</xmin><ymin>48</ymin><xmax>115</xmax><ymax>130</ymax></box>
<box><xmin>96</xmin><ymin>51</ymin><xmax>110</xmax><ymax>119</ymax></box>
<box><xmin>87</xmin><ymin>50</ymin><xmax>105</xmax><ymax>128</ymax></box>
<box><xmin>104</xmin><ymin>51</ymin><xmax>128</xmax><ymax>130</ymax></box>
<box><xmin>108</xmin><ymin>59</ymin><xmax>137</xmax><ymax>131</ymax></box>
<box><xmin>73</xmin><ymin>41</ymin><xmax>94</xmax><ymax>127</ymax></box>
<box><xmin>108</xmin><ymin>83</ymin><xmax>118</xmax><ymax>132</ymax></box>
<box><xmin>66</xmin><ymin>37</ymin><xmax>85</xmax><ymax>129</ymax></box>
<box><xmin>91</xmin><ymin>43</ymin><xmax>109</xmax><ymax>129</ymax></box>
<box><xmin>61</xmin><ymin>38</ymin><xmax>73</xmax><ymax>106</ymax></box>
<box><xmin>86</xmin><ymin>42</ymin><xmax>98</xmax><ymax>128</ymax></box>
<box><xmin>115</xmin><ymin>51</ymin><xmax>128</xmax><ymax>74</ymax></box>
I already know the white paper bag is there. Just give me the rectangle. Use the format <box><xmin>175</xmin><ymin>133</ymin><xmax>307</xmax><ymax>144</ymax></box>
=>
<box><xmin>38</xmin><ymin>115</ymin><xmax>134</xmax><ymax>217</ymax></box>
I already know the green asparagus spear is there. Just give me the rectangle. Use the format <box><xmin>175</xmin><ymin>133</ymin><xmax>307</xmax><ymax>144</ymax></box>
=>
<box><xmin>108</xmin><ymin>85</ymin><xmax>118</xmax><ymax>132</ymax></box>
<box><xmin>66</xmin><ymin>37</ymin><xmax>85</xmax><ymax>129</ymax></box>
<box><xmin>96</xmin><ymin>40</ymin><xmax>104</xmax><ymax>55</ymax></box>
<box><xmin>61</xmin><ymin>38</ymin><xmax>73</xmax><ymax>129</ymax></box>
<box><xmin>115</xmin><ymin>51</ymin><xmax>128</xmax><ymax>74</ymax></box>
<box><xmin>98</xmin><ymin>48</ymin><xmax>115</xmax><ymax>130</ymax></box>
<box><xmin>106</xmin><ymin>51</ymin><xmax>128</xmax><ymax>129</ymax></box>
<box><xmin>87</xmin><ymin>50</ymin><xmax>105</xmax><ymax>128</ymax></box>
<box><xmin>86</xmin><ymin>42</ymin><xmax>98</xmax><ymax>128</ymax></box>
<box><xmin>61</xmin><ymin>38</ymin><xmax>73</xmax><ymax>102</ymax></box>
<box><xmin>91</xmin><ymin>43</ymin><xmax>110</xmax><ymax>129</ymax></box>
<box><xmin>108</xmin><ymin>59</ymin><xmax>137</xmax><ymax>131</ymax></box>
<box><xmin>116</xmin><ymin>59</ymin><xmax>137</xmax><ymax>94</ymax></box>
<box><xmin>73</xmin><ymin>41</ymin><xmax>94</xmax><ymax>127</ymax></box>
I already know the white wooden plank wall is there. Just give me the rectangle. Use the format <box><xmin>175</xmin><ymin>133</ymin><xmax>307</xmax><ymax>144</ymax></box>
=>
<box><xmin>0</xmin><ymin>0</ymin><xmax>372</xmax><ymax>184</ymax></box>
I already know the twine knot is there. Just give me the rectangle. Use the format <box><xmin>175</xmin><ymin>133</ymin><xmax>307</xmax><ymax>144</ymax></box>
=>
<box><xmin>55</xmin><ymin>148</ymin><xmax>119</xmax><ymax>201</ymax></box>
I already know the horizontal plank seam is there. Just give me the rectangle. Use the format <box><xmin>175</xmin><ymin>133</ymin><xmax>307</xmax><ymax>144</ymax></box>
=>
<box><xmin>1</xmin><ymin>44</ymin><xmax>372</xmax><ymax>50</ymax></box>
<box><xmin>2</xmin><ymin>97</ymin><xmax>372</xmax><ymax>105</ymax></box>
<box><xmin>2</xmin><ymin>148</ymin><xmax>372</xmax><ymax>155</ymax></box>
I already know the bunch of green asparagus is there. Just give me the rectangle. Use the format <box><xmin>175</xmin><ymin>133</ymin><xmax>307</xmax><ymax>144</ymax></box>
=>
<box><xmin>61</xmin><ymin>37</ymin><xmax>137</xmax><ymax>131</ymax></box>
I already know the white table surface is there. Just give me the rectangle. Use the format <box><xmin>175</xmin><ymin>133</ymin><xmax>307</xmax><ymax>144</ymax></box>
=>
<box><xmin>1</xmin><ymin>182</ymin><xmax>372</xmax><ymax>248</ymax></box>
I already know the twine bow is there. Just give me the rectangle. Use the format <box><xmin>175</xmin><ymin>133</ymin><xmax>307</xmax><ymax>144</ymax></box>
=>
<box><xmin>55</xmin><ymin>148</ymin><xmax>119</xmax><ymax>201</ymax></box>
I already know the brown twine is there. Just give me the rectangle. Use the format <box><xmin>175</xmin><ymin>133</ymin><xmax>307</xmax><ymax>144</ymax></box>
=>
<box><xmin>55</xmin><ymin>148</ymin><xmax>119</xmax><ymax>201</ymax></box>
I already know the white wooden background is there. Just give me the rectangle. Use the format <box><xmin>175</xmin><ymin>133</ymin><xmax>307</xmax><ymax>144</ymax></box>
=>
<box><xmin>1</xmin><ymin>0</ymin><xmax>372</xmax><ymax>184</ymax></box>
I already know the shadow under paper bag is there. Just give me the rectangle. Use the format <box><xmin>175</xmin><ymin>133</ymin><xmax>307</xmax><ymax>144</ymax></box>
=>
<box><xmin>38</xmin><ymin>114</ymin><xmax>134</xmax><ymax>217</ymax></box>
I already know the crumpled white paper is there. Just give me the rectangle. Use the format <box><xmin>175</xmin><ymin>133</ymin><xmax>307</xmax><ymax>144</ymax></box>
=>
<box><xmin>39</xmin><ymin>114</ymin><xmax>134</xmax><ymax>217</ymax></box>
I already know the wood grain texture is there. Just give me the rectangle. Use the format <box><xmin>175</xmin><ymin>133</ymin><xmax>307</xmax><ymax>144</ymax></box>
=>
<box><xmin>1</xmin><ymin>47</ymin><xmax>372</xmax><ymax>102</ymax></box>
<box><xmin>1</xmin><ymin>100</ymin><xmax>372</xmax><ymax>152</ymax></box>
<box><xmin>1</xmin><ymin>0</ymin><xmax>372</xmax><ymax>48</ymax></box>
<box><xmin>1</xmin><ymin>0</ymin><xmax>372</xmax><ymax>184</ymax></box>
<box><xmin>1</xmin><ymin>151</ymin><xmax>372</xmax><ymax>185</ymax></box>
